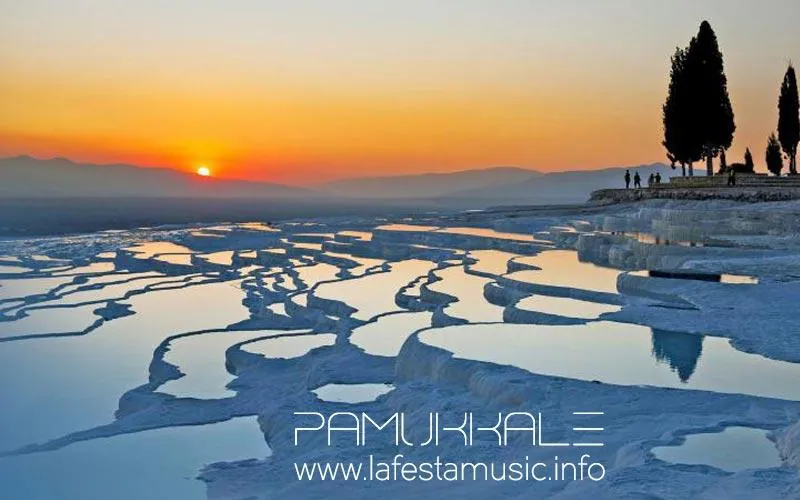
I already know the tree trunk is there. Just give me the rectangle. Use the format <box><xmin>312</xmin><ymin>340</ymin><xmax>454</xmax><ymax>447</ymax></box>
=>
<box><xmin>705</xmin><ymin>148</ymin><xmax>713</xmax><ymax>176</ymax></box>
<box><xmin>681</xmin><ymin>162</ymin><xmax>686</xmax><ymax>177</ymax></box>
<box><xmin>689</xmin><ymin>162</ymin><xmax>694</xmax><ymax>177</ymax></box>
<box><xmin>791</xmin><ymin>150</ymin><xmax>798</xmax><ymax>175</ymax></box>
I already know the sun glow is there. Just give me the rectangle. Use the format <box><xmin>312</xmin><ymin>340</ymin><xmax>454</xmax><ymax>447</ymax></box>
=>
<box><xmin>196</xmin><ymin>166</ymin><xmax>211</xmax><ymax>177</ymax></box>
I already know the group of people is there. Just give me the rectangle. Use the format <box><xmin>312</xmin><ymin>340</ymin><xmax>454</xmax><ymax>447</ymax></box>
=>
<box><xmin>624</xmin><ymin>170</ymin><xmax>661</xmax><ymax>189</ymax></box>
<box><xmin>623</xmin><ymin>168</ymin><xmax>739</xmax><ymax>189</ymax></box>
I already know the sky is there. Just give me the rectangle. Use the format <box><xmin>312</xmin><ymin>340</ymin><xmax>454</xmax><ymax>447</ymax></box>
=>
<box><xmin>1</xmin><ymin>0</ymin><xmax>799</xmax><ymax>185</ymax></box>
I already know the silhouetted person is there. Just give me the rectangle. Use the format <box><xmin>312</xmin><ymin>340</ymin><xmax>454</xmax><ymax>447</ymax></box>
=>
<box><xmin>655</xmin><ymin>171</ymin><xmax>662</xmax><ymax>184</ymax></box>
<box><xmin>634</xmin><ymin>172</ymin><xmax>642</xmax><ymax>188</ymax></box>
<box><xmin>727</xmin><ymin>168</ymin><xmax>736</xmax><ymax>186</ymax></box>
<box><xmin>648</xmin><ymin>173</ymin><xmax>654</xmax><ymax>187</ymax></box>
<box><xmin>624</xmin><ymin>170</ymin><xmax>631</xmax><ymax>189</ymax></box>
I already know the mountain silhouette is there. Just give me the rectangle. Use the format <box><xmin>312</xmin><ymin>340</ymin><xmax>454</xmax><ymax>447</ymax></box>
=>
<box><xmin>0</xmin><ymin>156</ymin><xmax>310</xmax><ymax>198</ymax></box>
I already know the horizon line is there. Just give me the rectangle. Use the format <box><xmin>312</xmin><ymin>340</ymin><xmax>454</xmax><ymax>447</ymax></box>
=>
<box><xmin>0</xmin><ymin>153</ymin><xmax>670</xmax><ymax>186</ymax></box>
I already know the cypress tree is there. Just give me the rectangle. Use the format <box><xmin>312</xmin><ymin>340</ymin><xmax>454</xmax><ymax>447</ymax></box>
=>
<box><xmin>744</xmin><ymin>147</ymin><xmax>754</xmax><ymax>172</ymax></box>
<box><xmin>662</xmin><ymin>47</ymin><xmax>702</xmax><ymax>176</ymax></box>
<box><xmin>778</xmin><ymin>64</ymin><xmax>799</xmax><ymax>175</ymax></box>
<box><xmin>766</xmin><ymin>133</ymin><xmax>783</xmax><ymax>176</ymax></box>
<box><xmin>685</xmin><ymin>21</ymin><xmax>735</xmax><ymax>176</ymax></box>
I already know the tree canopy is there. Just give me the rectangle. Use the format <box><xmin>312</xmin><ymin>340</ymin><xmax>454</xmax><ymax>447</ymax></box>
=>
<box><xmin>662</xmin><ymin>21</ymin><xmax>735</xmax><ymax>176</ymax></box>
<box><xmin>766</xmin><ymin>133</ymin><xmax>783</xmax><ymax>176</ymax></box>
<box><xmin>778</xmin><ymin>64</ymin><xmax>799</xmax><ymax>175</ymax></box>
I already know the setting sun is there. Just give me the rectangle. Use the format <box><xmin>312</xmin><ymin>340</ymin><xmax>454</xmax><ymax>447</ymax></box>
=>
<box><xmin>196</xmin><ymin>166</ymin><xmax>211</xmax><ymax>177</ymax></box>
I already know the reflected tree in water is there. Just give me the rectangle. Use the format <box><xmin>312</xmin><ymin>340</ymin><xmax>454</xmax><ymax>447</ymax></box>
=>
<box><xmin>651</xmin><ymin>329</ymin><xmax>704</xmax><ymax>382</ymax></box>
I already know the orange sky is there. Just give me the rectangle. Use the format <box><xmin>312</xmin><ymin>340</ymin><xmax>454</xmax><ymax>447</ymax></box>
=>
<box><xmin>1</xmin><ymin>1</ymin><xmax>798</xmax><ymax>185</ymax></box>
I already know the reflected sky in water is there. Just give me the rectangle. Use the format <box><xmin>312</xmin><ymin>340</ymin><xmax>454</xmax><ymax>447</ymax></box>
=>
<box><xmin>507</xmin><ymin>250</ymin><xmax>621</xmax><ymax>294</ymax></box>
<box><xmin>0</xmin><ymin>417</ymin><xmax>268</xmax><ymax>500</ymax></box>
<box><xmin>242</xmin><ymin>333</ymin><xmax>335</xmax><ymax>359</ymax></box>
<box><xmin>313</xmin><ymin>383</ymin><xmax>394</xmax><ymax>403</ymax></box>
<box><xmin>0</xmin><ymin>281</ymin><xmax>250</xmax><ymax>451</ymax></box>
<box><xmin>467</xmin><ymin>250</ymin><xmax>519</xmax><ymax>276</ymax></box>
<box><xmin>516</xmin><ymin>295</ymin><xmax>621</xmax><ymax>320</ymax></box>
<box><xmin>421</xmin><ymin>321</ymin><xmax>800</xmax><ymax>401</ymax></box>
<box><xmin>316</xmin><ymin>259</ymin><xmax>434</xmax><ymax>320</ymax></box>
<box><xmin>653</xmin><ymin>426</ymin><xmax>781</xmax><ymax>472</ymax></box>
<box><xmin>351</xmin><ymin>311</ymin><xmax>433</xmax><ymax>357</ymax></box>
<box><xmin>429</xmin><ymin>266</ymin><xmax>504</xmax><ymax>322</ymax></box>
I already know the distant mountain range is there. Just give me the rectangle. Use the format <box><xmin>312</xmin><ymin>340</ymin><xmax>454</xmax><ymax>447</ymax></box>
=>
<box><xmin>0</xmin><ymin>155</ymin><xmax>673</xmax><ymax>206</ymax></box>
<box><xmin>318</xmin><ymin>167</ymin><xmax>542</xmax><ymax>199</ymax></box>
<box><xmin>0</xmin><ymin>156</ymin><xmax>310</xmax><ymax>199</ymax></box>
<box><xmin>317</xmin><ymin>163</ymin><xmax>674</xmax><ymax>205</ymax></box>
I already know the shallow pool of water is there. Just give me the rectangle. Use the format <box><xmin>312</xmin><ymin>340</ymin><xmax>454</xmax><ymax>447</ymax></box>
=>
<box><xmin>467</xmin><ymin>250</ymin><xmax>519</xmax><ymax>276</ymax></box>
<box><xmin>294</xmin><ymin>263</ymin><xmax>340</xmax><ymax>288</ymax></box>
<box><xmin>0</xmin><ymin>281</ymin><xmax>251</xmax><ymax>452</ymax></box>
<box><xmin>428</xmin><ymin>266</ymin><xmax>504</xmax><ymax>322</ymax></box>
<box><xmin>420</xmin><ymin>321</ymin><xmax>800</xmax><ymax>400</ymax></box>
<box><xmin>435</xmin><ymin>227</ymin><xmax>543</xmax><ymax>243</ymax></box>
<box><xmin>126</xmin><ymin>242</ymin><xmax>194</xmax><ymax>259</ymax></box>
<box><xmin>161</xmin><ymin>330</ymin><xmax>301</xmax><ymax>399</ymax></box>
<box><xmin>0</xmin><ymin>417</ymin><xmax>268</xmax><ymax>500</ymax></box>
<box><xmin>515</xmin><ymin>295</ymin><xmax>621</xmax><ymax>319</ymax></box>
<box><xmin>337</xmin><ymin>230</ymin><xmax>373</xmax><ymax>241</ymax></box>
<box><xmin>316</xmin><ymin>260</ymin><xmax>435</xmax><ymax>320</ymax></box>
<box><xmin>350</xmin><ymin>311</ymin><xmax>433</xmax><ymax>357</ymax></box>
<box><xmin>652</xmin><ymin>426</ymin><xmax>781</xmax><ymax>472</ymax></box>
<box><xmin>375</xmin><ymin>224</ymin><xmax>439</xmax><ymax>232</ymax></box>
<box><xmin>242</xmin><ymin>333</ymin><xmax>336</xmax><ymax>359</ymax></box>
<box><xmin>0</xmin><ymin>304</ymin><xmax>100</xmax><ymax>340</ymax></box>
<box><xmin>312</xmin><ymin>383</ymin><xmax>394</xmax><ymax>403</ymax></box>
<box><xmin>506</xmin><ymin>250</ymin><xmax>621</xmax><ymax>294</ymax></box>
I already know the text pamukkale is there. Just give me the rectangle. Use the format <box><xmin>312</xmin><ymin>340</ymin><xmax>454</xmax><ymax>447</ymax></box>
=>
<box><xmin>294</xmin><ymin>411</ymin><xmax>604</xmax><ymax>447</ymax></box>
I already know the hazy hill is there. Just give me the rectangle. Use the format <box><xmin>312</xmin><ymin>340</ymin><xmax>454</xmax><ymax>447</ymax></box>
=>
<box><xmin>321</xmin><ymin>163</ymin><xmax>674</xmax><ymax>205</ymax></box>
<box><xmin>0</xmin><ymin>156</ymin><xmax>675</xmax><ymax>207</ymax></box>
<box><xmin>319</xmin><ymin>166</ymin><xmax>541</xmax><ymax>199</ymax></box>
<box><xmin>448</xmin><ymin>163</ymin><xmax>675</xmax><ymax>204</ymax></box>
<box><xmin>0</xmin><ymin>156</ymin><xmax>310</xmax><ymax>198</ymax></box>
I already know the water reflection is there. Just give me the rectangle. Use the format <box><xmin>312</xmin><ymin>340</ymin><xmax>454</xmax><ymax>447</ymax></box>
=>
<box><xmin>506</xmin><ymin>250</ymin><xmax>621</xmax><ymax>294</ymax></box>
<box><xmin>467</xmin><ymin>250</ymin><xmax>519</xmax><ymax>276</ymax></box>
<box><xmin>421</xmin><ymin>321</ymin><xmax>800</xmax><ymax>400</ymax></box>
<box><xmin>651</xmin><ymin>329</ymin><xmax>704</xmax><ymax>383</ymax></box>
<box><xmin>316</xmin><ymin>260</ymin><xmax>435</xmax><ymax>321</ymax></box>
<box><xmin>515</xmin><ymin>295</ymin><xmax>621</xmax><ymax>320</ymax></box>
<box><xmin>312</xmin><ymin>383</ymin><xmax>394</xmax><ymax>403</ymax></box>
<box><xmin>428</xmin><ymin>266</ymin><xmax>504</xmax><ymax>322</ymax></box>
<box><xmin>653</xmin><ymin>426</ymin><xmax>781</xmax><ymax>472</ymax></box>
<box><xmin>0</xmin><ymin>417</ymin><xmax>268</xmax><ymax>500</ymax></box>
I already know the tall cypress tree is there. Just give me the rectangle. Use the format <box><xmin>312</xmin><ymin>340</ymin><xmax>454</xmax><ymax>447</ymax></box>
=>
<box><xmin>685</xmin><ymin>21</ymin><xmax>735</xmax><ymax>176</ymax></box>
<box><xmin>744</xmin><ymin>147</ymin><xmax>754</xmax><ymax>172</ymax></box>
<box><xmin>766</xmin><ymin>133</ymin><xmax>783</xmax><ymax>176</ymax></box>
<box><xmin>778</xmin><ymin>64</ymin><xmax>799</xmax><ymax>175</ymax></box>
<box><xmin>662</xmin><ymin>47</ymin><xmax>702</xmax><ymax>176</ymax></box>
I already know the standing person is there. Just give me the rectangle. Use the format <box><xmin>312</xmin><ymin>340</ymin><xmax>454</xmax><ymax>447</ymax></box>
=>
<box><xmin>624</xmin><ymin>170</ymin><xmax>631</xmax><ymax>189</ymax></box>
<box><xmin>648</xmin><ymin>173</ymin><xmax>654</xmax><ymax>187</ymax></box>
<box><xmin>655</xmin><ymin>172</ymin><xmax>662</xmax><ymax>184</ymax></box>
<box><xmin>634</xmin><ymin>171</ymin><xmax>642</xmax><ymax>189</ymax></box>
<box><xmin>730</xmin><ymin>168</ymin><xmax>736</xmax><ymax>186</ymax></box>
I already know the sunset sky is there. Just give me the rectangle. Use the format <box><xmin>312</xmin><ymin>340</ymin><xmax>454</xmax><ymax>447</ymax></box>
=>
<box><xmin>2</xmin><ymin>0</ymin><xmax>799</xmax><ymax>184</ymax></box>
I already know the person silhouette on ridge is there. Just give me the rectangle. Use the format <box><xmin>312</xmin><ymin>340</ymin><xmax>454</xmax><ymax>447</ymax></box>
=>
<box><xmin>634</xmin><ymin>171</ymin><xmax>642</xmax><ymax>189</ymax></box>
<box><xmin>624</xmin><ymin>170</ymin><xmax>631</xmax><ymax>189</ymax></box>
<box><xmin>655</xmin><ymin>171</ymin><xmax>662</xmax><ymax>184</ymax></box>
